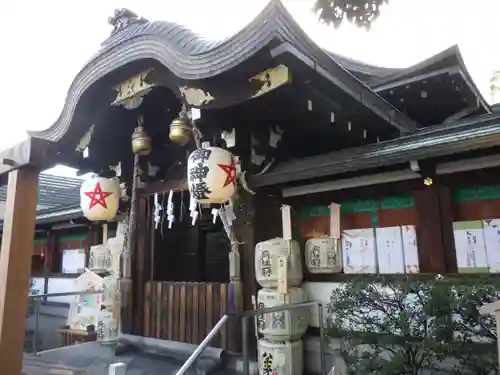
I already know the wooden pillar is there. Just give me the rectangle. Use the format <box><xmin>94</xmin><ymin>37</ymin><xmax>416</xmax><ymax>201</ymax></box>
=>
<box><xmin>436</xmin><ymin>185</ymin><xmax>457</xmax><ymax>272</ymax></box>
<box><xmin>132</xmin><ymin>196</ymin><xmax>150</xmax><ymax>335</ymax></box>
<box><xmin>230</xmin><ymin>190</ymin><xmax>255</xmax><ymax>353</ymax></box>
<box><xmin>43</xmin><ymin>229</ymin><xmax>57</xmax><ymax>299</ymax></box>
<box><xmin>0</xmin><ymin>167</ymin><xmax>39</xmax><ymax>375</ymax></box>
<box><xmin>412</xmin><ymin>183</ymin><xmax>455</xmax><ymax>273</ymax></box>
<box><xmin>237</xmin><ymin>188</ymin><xmax>283</xmax><ymax>309</ymax></box>
<box><xmin>84</xmin><ymin>223</ymin><xmax>100</xmax><ymax>269</ymax></box>
<box><xmin>234</xmin><ymin>187</ymin><xmax>283</xmax><ymax>355</ymax></box>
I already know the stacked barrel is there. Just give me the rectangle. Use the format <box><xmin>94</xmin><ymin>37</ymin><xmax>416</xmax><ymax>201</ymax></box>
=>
<box><xmin>254</xmin><ymin>238</ymin><xmax>308</xmax><ymax>375</ymax></box>
<box><xmin>88</xmin><ymin>220</ymin><xmax>128</xmax><ymax>341</ymax></box>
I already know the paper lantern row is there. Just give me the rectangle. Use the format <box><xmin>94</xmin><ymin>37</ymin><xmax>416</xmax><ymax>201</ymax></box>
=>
<box><xmin>80</xmin><ymin>145</ymin><xmax>237</xmax><ymax>221</ymax></box>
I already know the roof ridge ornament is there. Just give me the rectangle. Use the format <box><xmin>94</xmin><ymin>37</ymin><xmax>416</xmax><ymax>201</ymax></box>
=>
<box><xmin>108</xmin><ymin>8</ymin><xmax>148</xmax><ymax>35</ymax></box>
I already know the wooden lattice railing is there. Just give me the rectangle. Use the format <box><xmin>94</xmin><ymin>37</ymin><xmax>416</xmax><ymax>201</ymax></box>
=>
<box><xmin>143</xmin><ymin>281</ymin><xmax>232</xmax><ymax>350</ymax></box>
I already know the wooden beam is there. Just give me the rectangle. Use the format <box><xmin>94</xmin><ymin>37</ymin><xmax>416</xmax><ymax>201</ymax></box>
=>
<box><xmin>0</xmin><ymin>137</ymin><xmax>57</xmax><ymax>185</ymax></box>
<box><xmin>443</xmin><ymin>105</ymin><xmax>478</xmax><ymax>123</ymax></box>
<box><xmin>0</xmin><ymin>167</ymin><xmax>39</xmax><ymax>375</ymax></box>
<box><xmin>140</xmin><ymin>179</ymin><xmax>188</xmax><ymax>195</ymax></box>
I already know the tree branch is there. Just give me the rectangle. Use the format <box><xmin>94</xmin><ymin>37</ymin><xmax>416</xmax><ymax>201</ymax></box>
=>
<box><xmin>314</xmin><ymin>0</ymin><xmax>388</xmax><ymax>29</ymax></box>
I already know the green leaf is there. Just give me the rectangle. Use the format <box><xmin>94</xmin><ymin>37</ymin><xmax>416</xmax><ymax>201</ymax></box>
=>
<box><xmin>326</xmin><ymin>276</ymin><xmax>499</xmax><ymax>373</ymax></box>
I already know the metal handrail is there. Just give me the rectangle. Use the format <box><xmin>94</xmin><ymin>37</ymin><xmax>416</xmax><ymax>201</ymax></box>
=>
<box><xmin>175</xmin><ymin>300</ymin><xmax>326</xmax><ymax>375</ymax></box>
<box><xmin>29</xmin><ymin>290</ymin><xmax>104</xmax><ymax>299</ymax></box>
<box><xmin>28</xmin><ymin>290</ymin><xmax>104</xmax><ymax>354</ymax></box>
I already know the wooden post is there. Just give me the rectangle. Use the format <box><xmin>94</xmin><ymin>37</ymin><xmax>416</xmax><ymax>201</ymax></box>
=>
<box><xmin>0</xmin><ymin>167</ymin><xmax>39</xmax><ymax>375</ymax></box>
<box><xmin>412</xmin><ymin>184</ymin><xmax>455</xmax><ymax>273</ymax></box>
<box><xmin>42</xmin><ymin>229</ymin><xmax>56</xmax><ymax>300</ymax></box>
<box><xmin>132</xmin><ymin>196</ymin><xmax>150</xmax><ymax>335</ymax></box>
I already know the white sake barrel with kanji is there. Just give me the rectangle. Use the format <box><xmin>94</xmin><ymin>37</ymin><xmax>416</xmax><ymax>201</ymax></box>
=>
<box><xmin>258</xmin><ymin>338</ymin><xmax>303</xmax><ymax>375</ymax></box>
<box><xmin>255</xmin><ymin>238</ymin><xmax>303</xmax><ymax>289</ymax></box>
<box><xmin>305</xmin><ymin>237</ymin><xmax>343</xmax><ymax>274</ymax></box>
<box><xmin>257</xmin><ymin>287</ymin><xmax>308</xmax><ymax>341</ymax></box>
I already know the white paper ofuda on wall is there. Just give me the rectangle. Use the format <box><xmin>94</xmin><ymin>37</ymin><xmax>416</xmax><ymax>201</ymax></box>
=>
<box><xmin>483</xmin><ymin>219</ymin><xmax>500</xmax><ymax>272</ymax></box>
<box><xmin>375</xmin><ymin>226</ymin><xmax>405</xmax><ymax>274</ymax></box>
<box><xmin>341</xmin><ymin>228</ymin><xmax>376</xmax><ymax>274</ymax></box>
<box><xmin>453</xmin><ymin>220</ymin><xmax>489</xmax><ymax>273</ymax></box>
<box><xmin>401</xmin><ymin>225</ymin><xmax>419</xmax><ymax>273</ymax></box>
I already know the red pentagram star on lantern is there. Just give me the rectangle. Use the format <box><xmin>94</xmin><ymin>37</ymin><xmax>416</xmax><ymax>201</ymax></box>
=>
<box><xmin>218</xmin><ymin>157</ymin><xmax>237</xmax><ymax>187</ymax></box>
<box><xmin>84</xmin><ymin>182</ymin><xmax>113</xmax><ymax>210</ymax></box>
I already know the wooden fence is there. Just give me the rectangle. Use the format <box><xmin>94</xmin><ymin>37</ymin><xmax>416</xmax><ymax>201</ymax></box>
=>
<box><xmin>143</xmin><ymin>281</ymin><xmax>232</xmax><ymax>350</ymax></box>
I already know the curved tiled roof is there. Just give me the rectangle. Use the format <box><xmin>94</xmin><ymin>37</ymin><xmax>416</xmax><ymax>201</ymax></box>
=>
<box><xmin>99</xmin><ymin>14</ymin><xmax>400</xmax><ymax>84</ymax></box>
<box><xmin>100</xmin><ymin>20</ymin><xmax>224</xmax><ymax>56</ymax></box>
<box><xmin>97</xmin><ymin>9</ymin><xmax>473</xmax><ymax>90</ymax></box>
<box><xmin>29</xmin><ymin>0</ymin><xmax>487</xmax><ymax>147</ymax></box>
<box><xmin>0</xmin><ymin>174</ymin><xmax>83</xmax><ymax>227</ymax></box>
<box><xmin>0</xmin><ymin>174</ymin><xmax>81</xmax><ymax>212</ymax></box>
<box><xmin>98</xmin><ymin>12</ymin><xmax>400</xmax><ymax>81</ymax></box>
<box><xmin>30</xmin><ymin>0</ymin><xmax>419</xmax><ymax>143</ymax></box>
<box><xmin>325</xmin><ymin>51</ymin><xmax>401</xmax><ymax>83</ymax></box>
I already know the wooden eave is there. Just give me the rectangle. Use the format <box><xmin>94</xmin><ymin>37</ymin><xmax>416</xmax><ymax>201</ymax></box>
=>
<box><xmin>252</xmin><ymin>112</ymin><xmax>500</xmax><ymax>187</ymax></box>
<box><xmin>370</xmin><ymin>46</ymin><xmax>461</xmax><ymax>88</ymax></box>
<box><xmin>371</xmin><ymin>45</ymin><xmax>490</xmax><ymax>114</ymax></box>
<box><xmin>270</xmin><ymin>43</ymin><xmax>418</xmax><ymax>134</ymax></box>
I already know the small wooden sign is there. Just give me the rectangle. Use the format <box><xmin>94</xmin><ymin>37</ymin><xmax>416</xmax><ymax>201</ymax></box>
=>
<box><xmin>277</xmin><ymin>255</ymin><xmax>288</xmax><ymax>294</ymax></box>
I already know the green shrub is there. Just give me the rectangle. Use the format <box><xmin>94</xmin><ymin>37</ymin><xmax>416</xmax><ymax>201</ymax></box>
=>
<box><xmin>327</xmin><ymin>276</ymin><xmax>499</xmax><ymax>375</ymax></box>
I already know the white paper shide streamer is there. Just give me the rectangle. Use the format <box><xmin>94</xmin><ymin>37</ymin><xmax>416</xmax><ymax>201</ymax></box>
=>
<box><xmin>189</xmin><ymin>194</ymin><xmax>199</xmax><ymax>226</ymax></box>
<box><xmin>153</xmin><ymin>193</ymin><xmax>162</xmax><ymax>229</ymax></box>
<box><xmin>167</xmin><ymin>189</ymin><xmax>175</xmax><ymax>229</ymax></box>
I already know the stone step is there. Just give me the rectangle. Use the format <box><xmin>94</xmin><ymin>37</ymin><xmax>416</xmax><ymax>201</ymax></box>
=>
<box><xmin>31</xmin><ymin>337</ymin><xmax>254</xmax><ymax>375</ymax></box>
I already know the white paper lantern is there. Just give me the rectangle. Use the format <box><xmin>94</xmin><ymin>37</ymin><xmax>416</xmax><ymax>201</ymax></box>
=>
<box><xmin>80</xmin><ymin>177</ymin><xmax>120</xmax><ymax>221</ymax></box>
<box><xmin>187</xmin><ymin>146</ymin><xmax>237</xmax><ymax>204</ymax></box>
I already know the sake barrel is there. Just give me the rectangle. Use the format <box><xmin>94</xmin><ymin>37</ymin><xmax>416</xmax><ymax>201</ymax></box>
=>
<box><xmin>305</xmin><ymin>237</ymin><xmax>343</xmax><ymax>274</ymax></box>
<box><xmin>257</xmin><ymin>287</ymin><xmax>308</xmax><ymax>341</ymax></box>
<box><xmin>255</xmin><ymin>238</ymin><xmax>303</xmax><ymax>288</ymax></box>
<box><xmin>258</xmin><ymin>338</ymin><xmax>303</xmax><ymax>375</ymax></box>
<box><xmin>96</xmin><ymin>310</ymin><xmax>119</xmax><ymax>342</ymax></box>
<box><xmin>88</xmin><ymin>244</ymin><xmax>107</xmax><ymax>273</ymax></box>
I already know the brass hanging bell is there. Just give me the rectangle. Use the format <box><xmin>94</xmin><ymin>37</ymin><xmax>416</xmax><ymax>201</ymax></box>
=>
<box><xmin>169</xmin><ymin>115</ymin><xmax>192</xmax><ymax>146</ymax></box>
<box><xmin>131</xmin><ymin>117</ymin><xmax>152</xmax><ymax>155</ymax></box>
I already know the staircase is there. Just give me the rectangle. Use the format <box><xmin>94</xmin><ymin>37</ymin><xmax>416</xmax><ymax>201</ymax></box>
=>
<box><xmin>28</xmin><ymin>300</ymin><xmax>323</xmax><ymax>375</ymax></box>
<box><xmin>22</xmin><ymin>355</ymin><xmax>85</xmax><ymax>375</ymax></box>
<box><xmin>26</xmin><ymin>336</ymin><xmax>253</xmax><ymax>375</ymax></box>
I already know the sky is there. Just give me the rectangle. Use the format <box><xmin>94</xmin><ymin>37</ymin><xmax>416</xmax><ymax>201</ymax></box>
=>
<box><xmin>1</xmin><ymin>0</ymin><xmax>499</xmax><ymax>178</ymax></box>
